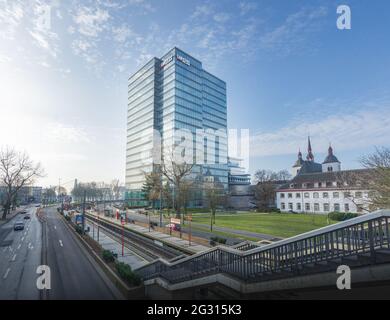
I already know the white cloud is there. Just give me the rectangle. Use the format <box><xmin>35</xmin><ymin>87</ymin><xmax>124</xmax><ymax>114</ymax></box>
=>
<box><xmin>250</xmin><ymin>107</ymin><xmax>390</xmax><ymax>158</ymax></box>
<box><xmin>213</xmin><ymin>13</ymin><xmax>230</xmax><ymax>23</ymax></box>
<box><xmin>45</xmin><ymin>123</ymin><xmax>91</xmax><ymax>143</ymax></box>
<box><xmin>191</xmin><ymin>4</ymin><xmax>213</xmax><ymax>19</ymax></box>
<box><xmin>73</xmin><ymin>6</ymin><xmax>110</xmax><ymax>37</ymax></box>
<box><xmin>112</xmin><ymin>24</ymin><xmax>137</xmax><ymax>43</ymax></box>
<box><xmin>239</xmin><ymin>1</ymin><xmax>257</xmax><ymax>15</ymax></box>
<box><xmin>0</xmin><ymin>0</ymin><xmax>24</xmax><ymax>40</ymax></box>
<box><xmin>260</xmin><ymin>6</ymin><xmax>328</xmax><ymax>55</ymax></box>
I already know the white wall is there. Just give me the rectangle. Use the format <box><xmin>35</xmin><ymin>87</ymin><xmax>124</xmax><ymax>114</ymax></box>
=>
<box><xmin>276</xmin><ymin>189</ymin><xmax>370</xmax><ymax>214</ymax></box>
<box><xmin>321</xmin><ymin>162</ymin><xmax>341</xmax><ymax>173</ymax></box>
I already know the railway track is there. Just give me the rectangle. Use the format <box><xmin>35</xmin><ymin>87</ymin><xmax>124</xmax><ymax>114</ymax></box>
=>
<box><xmin>85</xmin><ymin>214</ymin><xmax>187</xmax><ymax>262</ymax></box>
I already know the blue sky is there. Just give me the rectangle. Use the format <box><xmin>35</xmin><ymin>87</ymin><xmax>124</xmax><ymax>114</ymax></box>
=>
<box><xmin>0</xmin><ymin>0</ymin><xmax>389</xmax><ymax>188</ymax></box>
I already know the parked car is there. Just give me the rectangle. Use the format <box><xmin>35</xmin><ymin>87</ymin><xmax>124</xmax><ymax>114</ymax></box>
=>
<box><xmin>14</xmin><ymin>221</ymin><xmax>25</xmax><ymax>231</ymax></box>
<box><xmin>165</xmin><ymin>223</ymin><xmax>180</xmax><ymax>231</ymax></box>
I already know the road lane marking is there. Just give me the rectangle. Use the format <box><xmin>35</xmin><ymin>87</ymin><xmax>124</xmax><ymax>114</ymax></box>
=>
<box><xmin>17</xmin><ymin>244</ymin><xmax>21</xmax><ymax>250</ymax></box>
<box><xmin>11</xmin><ymin>254</ymin><xmax>16</xmax><ymax>261</ymax></box>
<box><xmin>21</xmin><ymin>236</ymin><xmax>25</xmax><ymax>242</ymax></box>
<box><xmin>54</xmin><ymin>225</ymin><xmax>57</xmax><ymax>230</ymax></box>
<box><xmin>59</xmin><ymin>240</ymin><xmax>63</xmax><ymax>247</ymax></box>
<box><xmin>3</xmin><ymin>268</ymin><xmax>10</xmax><ymax>279</ymax></box>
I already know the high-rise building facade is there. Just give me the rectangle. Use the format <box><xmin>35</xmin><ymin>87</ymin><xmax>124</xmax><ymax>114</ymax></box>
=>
<box><xmin>126</xmin><ymin>48</ymin><xmax>228</xmax><ymax>200</ymax></box>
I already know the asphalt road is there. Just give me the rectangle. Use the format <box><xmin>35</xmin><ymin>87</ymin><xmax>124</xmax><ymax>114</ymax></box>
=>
<box><xmin>0</xmin><ymin>206</ymin><xmax>42</xmax><ymax>300</ymax></box>
<box><xmin>42</xmin><ymin>206</ymin><xmax>122</xmax><ymax>300</ymax></box>
<box><xmin>0</xmin><ymin>205</ymin><xmax>122</xmax><ymax>300</ymax></box>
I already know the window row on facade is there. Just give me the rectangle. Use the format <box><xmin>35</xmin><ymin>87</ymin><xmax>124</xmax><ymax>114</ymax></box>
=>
<box><xmin>279</xmin><ymin>191</ymin><xmax>366</xmax><ymax>199</ymax></box>
<box><xmin>280</xmin><ymin>202</ymin><xmax>353</xmax><ymax>212</ymax></box>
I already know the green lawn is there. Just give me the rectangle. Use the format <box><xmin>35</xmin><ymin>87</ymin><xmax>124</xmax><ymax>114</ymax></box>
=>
<box><xmin>192</xmin><ymin>212</ymin><xmax>336</xmax><ymax>238</ymax></box>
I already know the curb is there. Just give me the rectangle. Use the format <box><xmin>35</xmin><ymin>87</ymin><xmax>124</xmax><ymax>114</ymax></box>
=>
<box><xmin>60</xmin><ymin>214</ymin><xmax>145</xmax><ymax>299</ymax></box>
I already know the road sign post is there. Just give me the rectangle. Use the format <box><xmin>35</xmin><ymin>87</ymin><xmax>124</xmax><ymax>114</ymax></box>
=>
<box><xmin>121</xmin><ymin>218</ymin><xmax>125</xmax><ymax>257</ymax></box>
<box><xmin>188</xmin><ymin>213</ymin><xmax>192</xmax><ymax>246</ymax></box>
<box><xmin>82</xmin><ymin>190</ymin><xmax>86</xmax><ymax>234</ymax></box>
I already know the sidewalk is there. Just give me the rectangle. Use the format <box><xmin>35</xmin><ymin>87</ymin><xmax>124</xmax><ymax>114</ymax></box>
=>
<box><xmin>87</xmin><ymin>211</ymin><xmax>209</xmax><ymax>255</ymax></box>
<box><xmin>0</xmin><ymin>208</ymin><xmax>23</xmax><ymax>226</ymax></box>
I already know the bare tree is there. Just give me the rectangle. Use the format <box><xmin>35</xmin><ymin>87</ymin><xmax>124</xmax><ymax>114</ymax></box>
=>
<box><xmin>111</xmin><ymin>179</ymin><xmax>121</xmax><ymax>201</ymax></box>
<box><xmin>254</xmin><ymin>169</ymin><xmax>291</xmax><ymax>184</ymax></box>
<box><xmin>204</xmin><ymin>181</ymin><xmax>226</xmax><ymax>231</ymax></box>
<box><xmin>277</xmin><ymin>169</ymin><xmax>292</xmax><ymax>181</ymax></box>
<box><xmin>360</xmin><ymin>147</ymin><xmax>390</xmax><ymax>210</ymax></box>
<box><xmin>0</xmin><ymin>147</ymin><xmax>45</xmax><ymax>220</ymax></box>
<box><xmin>142</xmin><ymin>171</ymin><xmax>162</xmax><ymax>210</ymax></box>
<box><xmin>42</xmin><ymin>187</ymin><xmax>56</xmax><ymax>205</ymax></box>
<box><xmin>254</xmin><ymin>182</ymin><xmax>276</xmax><ymax>211</ymax></box>
<box><xmin>177</xmin><ymin>179</ymin><xmax>194</xmax><ymax>218</ymax></box>
<box><xmin>333</xmin><ymin>169</ymin><xmax>373</xmax><ymax>213</ymax></box>
<box><xmin>160</xmin><ymin>148</ymin><xmax>194</xmax><ymax>216</ymax></box>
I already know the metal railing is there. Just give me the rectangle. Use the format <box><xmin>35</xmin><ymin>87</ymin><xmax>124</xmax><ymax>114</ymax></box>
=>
<box><xmin>135</xmin><ymin>210</ymin><xmax>390</xmax><ymax>284</ymax></box>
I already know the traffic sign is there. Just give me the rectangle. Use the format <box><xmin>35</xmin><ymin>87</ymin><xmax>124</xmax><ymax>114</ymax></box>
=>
<box><xmin>170</xmin><ymin>218</ymin><xmax>180</xmax><ymax>225</ymax></box>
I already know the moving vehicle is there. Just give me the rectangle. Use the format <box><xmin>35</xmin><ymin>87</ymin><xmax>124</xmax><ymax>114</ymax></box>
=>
<box><xmin>14</xmin><ymin>221</ymin><xmax>25</xmax><ymax>231</ymax></box>
<box><xmin>19</xmin><ymin>210</ymin><xmax>28</xmax><ymax>214</ymax></box>
<box><xmin>23</xmin><ymin>214</ymin><xmax>31</xmax><ymax>220</ymax></box>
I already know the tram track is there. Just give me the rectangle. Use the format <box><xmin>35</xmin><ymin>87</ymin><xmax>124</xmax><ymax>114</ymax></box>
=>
<box><xmin>85</xmin><ymin>213</ymin><xmax>187</xmax><ymax>262</ymax></box>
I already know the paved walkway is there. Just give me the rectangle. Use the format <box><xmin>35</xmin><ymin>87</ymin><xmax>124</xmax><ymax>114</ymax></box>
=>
<box><xmin>87</xmin><ymin>211</ymin><xmax>209</xmax><ymax>254</ymax></box>
<box><xmin>0</xmin><ymin>206</ymin><xmax>28</xmax><ymax>226</ymax></box>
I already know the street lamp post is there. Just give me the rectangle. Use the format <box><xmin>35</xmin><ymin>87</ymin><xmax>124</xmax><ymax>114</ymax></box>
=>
<box><xmin>82</xmin><ymin>189</ymin><xmax>86</xmax><ymax>234</ymax></box>
<box><xmin>122</xmin><ymin>223</ymin><xmax>124</xmax><ymax>257</ymax></box>
<box><xmin>189</xmin><ymin>212</ymin><xmax>192</xmax><ymax>246</ymax></box>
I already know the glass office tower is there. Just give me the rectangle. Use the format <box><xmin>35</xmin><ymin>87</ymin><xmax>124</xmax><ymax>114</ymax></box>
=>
<box><xmin>126</xmin><ymin>48</ymin><xmax>228</xmax><ymax>206</ymax></box>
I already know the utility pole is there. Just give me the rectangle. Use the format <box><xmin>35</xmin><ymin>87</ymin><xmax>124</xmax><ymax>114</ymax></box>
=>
<box><xmin>97</xmin><ymin>213</ymin><xmax>100</xmax><ymax>242</ymax></box>
<box><xmin>159</xmin><ymin>170</ymin><xmax>163</xmax><ymax>228</ymax></box>
<box><xmin>82</xmin><ymin>189</ymin><xmax>86</xmax><ymax>234</ymax></box>
<box><xmin>189</xmin><ymin>212</ymin><xmax>192</xmax><ymax>246</ymax></box>
<box><xmin>121</xmin><ymin>218</ymin><xmax>125</xmax><ymax>257</ymax></box>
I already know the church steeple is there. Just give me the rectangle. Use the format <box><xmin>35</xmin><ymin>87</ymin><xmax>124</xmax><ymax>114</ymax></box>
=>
<box><xmin>322</xmin><ymin>142</ymin><xmax>341</xmax><ymax>172</ymax></box>
<box><xmin>306</xmin><ymin>136</ymin><xmax>314</xmax><ymax>161</ymax></box>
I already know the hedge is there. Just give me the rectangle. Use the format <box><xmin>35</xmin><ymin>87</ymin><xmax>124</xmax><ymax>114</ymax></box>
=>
<box><xmin>115</xmin><ymin>262</ymin><xmax>142</xmax><ymax>286</ymax></box>
<box><xmin>102</xmin><ymin>250</ymin><xmax>117</xmax><ymax>263</ymax></box>
<box><xmin>328</xmin><ymin>212</ymin><xmax>359</xmax><ymax>221</ymax></box>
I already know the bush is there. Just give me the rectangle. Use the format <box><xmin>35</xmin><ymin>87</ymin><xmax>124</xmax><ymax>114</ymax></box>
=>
<box><xmin>256</xmin><ymin>208</ymin><xmax>281</xmax><ymax>213</ymax></box>
<box><xmin>210</xmin><ymin>236</ymin><xmax>227</xmax><ymax>246</ymax></box>
<box><xmin>74</xmin><ymin>225</ymin><xmax>83</xmax><ymax>235</ymax></box>
<box><xmin>328</xmin><ymin>212</ymin><xmax>359</xmax><ymax>221</ymax></box>
<box><xmin>115</xmin><ymin>262</ymin><xmax>142</xmax><ymax>286</ymax></box>
<box><xmin>102</xmin><ymin>250</ymin><xmax>117</xmax><ymax>263</ymax></box>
